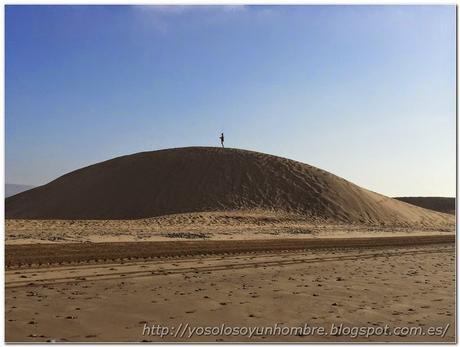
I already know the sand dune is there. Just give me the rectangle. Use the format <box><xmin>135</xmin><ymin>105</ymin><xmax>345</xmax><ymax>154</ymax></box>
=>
<box><xmin>5</xmin><ymin>184</ymin><xmax>34</xmax><ymax>198</ymax></box>
<box><xmin>5</xmin><ymin>147</ymin><xmax>454</xmax><ymax>227</ymax></box>
<box><xmin>395</xmin><ymin>197</ymin><xmax>455</xmax><ymax>215</ymax></box>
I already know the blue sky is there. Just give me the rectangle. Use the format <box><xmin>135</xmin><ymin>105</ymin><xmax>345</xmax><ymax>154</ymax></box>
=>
<box><xmin>5</xmin><ymin>5</ymin><xmax>456</xmax><ymax>197</ymax></box>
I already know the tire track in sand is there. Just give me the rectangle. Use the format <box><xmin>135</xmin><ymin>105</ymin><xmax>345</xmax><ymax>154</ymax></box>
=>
<box><xmin>6</xmin><ymin>234</ymin><xmax>454</xmax><ymax>268</ymax></box>
<box><xmin>6</xmin><ymin>245</ymin><xmax>453</xmax><ymax>288</ymax></box>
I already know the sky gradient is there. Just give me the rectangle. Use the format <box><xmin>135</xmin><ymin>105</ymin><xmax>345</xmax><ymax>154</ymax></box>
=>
<box><xmin>5</xmin><ymin>5</ymin><xmax>456</xmax><ymax>197</ymax></box>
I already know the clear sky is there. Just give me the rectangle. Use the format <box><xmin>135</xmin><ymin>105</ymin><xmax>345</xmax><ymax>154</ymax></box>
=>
<box><xmin>5</xmin><ymin>5</ymin><xmax>456</xmax><ymax>197</ymax></box>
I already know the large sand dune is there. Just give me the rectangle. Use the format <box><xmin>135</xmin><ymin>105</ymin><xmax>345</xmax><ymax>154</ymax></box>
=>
<box><xmin>5</xmin><ymin>147</ymin><xmax>454</xmax><ymax>227</ymax></box>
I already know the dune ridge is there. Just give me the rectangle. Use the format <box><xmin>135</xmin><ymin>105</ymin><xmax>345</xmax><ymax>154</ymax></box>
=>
<box><xmin>5</xmin><ymin>147</ymin><xmax>454</xmax><ymax>227</ymax></box>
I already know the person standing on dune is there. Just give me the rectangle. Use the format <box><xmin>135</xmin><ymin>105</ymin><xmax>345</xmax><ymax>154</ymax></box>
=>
<box><xmin>220</xmin><ymin>132</ymin><xmax>224</xmax><ymax>148</ymax></box>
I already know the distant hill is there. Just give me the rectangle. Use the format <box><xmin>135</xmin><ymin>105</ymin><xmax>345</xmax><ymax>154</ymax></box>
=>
<box><xmin>4</xmin><ymin>147</ymin><xmax>454</xmax><ymax>228</ymax></box>
<box><xmin>395</xmin><ymin>197</ymin><xmax>455</xmax><ymax>215</ymax></box>
<box><xmin>5</xmin><ymin>184</ymin><xmax>34</xmax><ymax>198</ymax></box>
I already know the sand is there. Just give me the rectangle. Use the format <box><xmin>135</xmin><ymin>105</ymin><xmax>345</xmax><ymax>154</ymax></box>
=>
<box><xmin>5</xmin><ymin>210</ymin><xmax>454</xmax><ymax>245</ymax></box>
<box><xmin>4</xmin><ymin>147</ymin><xmax>456</xmax><ymax>342</ymax></box>
<box><xmin>5</xmin><ymin>235</ymin><xmax>454</xmax><ymax>267</ymax></box>
<box><xmin>5</xmin><ymin>235</ymin><xmax>454</xmax><ymax>268</ymax></box>
<box><xmin>395</xmin><ymin>197</ymin><xmax>455</xmax><ymax>215</ymax></box>
<box><xmin>5</xmin><ymin>147</ymin><xmax>455</xmax><ymax>228</ymax></box>
<box><xmin>5</xmin><ymin>242</ymin><xmax>454</xmax><ymax>342</ymax></box>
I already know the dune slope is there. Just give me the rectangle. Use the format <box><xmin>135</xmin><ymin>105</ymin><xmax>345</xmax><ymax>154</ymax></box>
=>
<box><xmin>5</xmin><ymin>147</ymin><xmax>454</xmax><ymax>227</ymax></box>
<box><xmin>395</xmin><ymin>197</ymin><xmax>455</xmax><ymax>215</ymax></box>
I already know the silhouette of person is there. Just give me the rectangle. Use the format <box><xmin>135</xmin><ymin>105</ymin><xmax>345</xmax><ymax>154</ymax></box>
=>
<box><xmin>220</xmin><ymin>132</ymin><xmax>224</xmax><ymax>148</ymax></box>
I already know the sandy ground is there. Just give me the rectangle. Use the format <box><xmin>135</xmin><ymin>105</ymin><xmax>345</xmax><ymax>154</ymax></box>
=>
<box><xmin>5</xmin><ymin>211</ymin><xmax>454</xmax><ymax>245</ymax></box>
<box><xmin>5</xmin><ymin>235</ymin><xmax>454</xmax><ymax>267</ymax></box>
<box><xmin>5</xmin><ymin>242</ymin><xmax>455</xmax><ymax>342</ymax></box>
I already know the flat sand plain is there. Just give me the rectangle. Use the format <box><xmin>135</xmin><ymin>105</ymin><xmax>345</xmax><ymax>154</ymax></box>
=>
<box><xmin>6</xmin><ymin>241</ymin><xmax>455</xmax><ymax>342</ymax></box>
<box><xmin>5</xmin><ymin>211</ymin><xmax>454</xmax><ymax>245</ymax></box>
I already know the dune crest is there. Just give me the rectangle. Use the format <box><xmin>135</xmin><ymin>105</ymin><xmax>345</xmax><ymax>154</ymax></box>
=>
<box><xmin>5</xmin><ymin>147</ymin><xmax>454</xmax><ymax>227</ymax></box>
